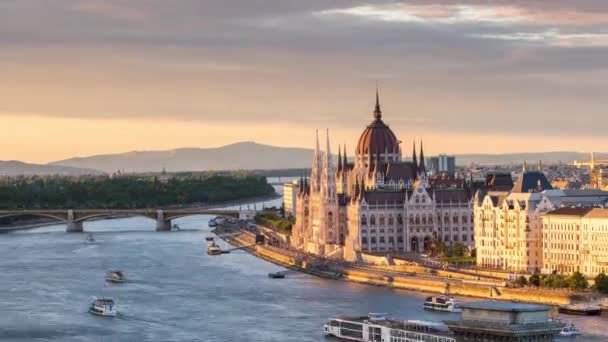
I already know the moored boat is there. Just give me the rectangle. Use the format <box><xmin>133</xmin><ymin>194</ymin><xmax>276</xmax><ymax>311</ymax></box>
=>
<box><xmin>208</xmin><ymin>218</ymin><xmax>218</xmax><ymax>227</ymax></box>
<box><xmin>424</xmin><ymin>296</ymin><xmax>461</xmax><ymax>312</ymax></box>
<box><xmin>207</xmin><ymin>241</ymin><xmax>222</xmax><ymax>255</ymax></box>
<box><xmin>558</xmin><ymin>304</ymin><xmax>601</xmax><ymax>316</ymax></box>
<box><xmin>324</xmin><ymin>313</ymin><xmax>455</xmax><ymax>342</ymax></box>
<box><xmin>268</xmin><ymin>272</ymin><xmax>285</xmax><ymax>279</ymax></box>
<box><xmin>88</xmin><ymin>297</ymin><xmax>117</xmax><ymax>317</ymax></box>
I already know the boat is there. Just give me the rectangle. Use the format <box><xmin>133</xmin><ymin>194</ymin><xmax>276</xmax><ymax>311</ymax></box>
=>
<box><xmin>207</xmin><ymin>241</ymin><xmax>222</xmax><ymax>255</ymax></box>
<box><xmin>205</xmin><ymin>237</ymin><xmax>214</xmax><ymax>242</ymax></box>
<box><xmin>324</xmin><ymin>313</ymin><xmax>455</xmax><ymax>342</ymax></box>
<box><xmin>85</xmin><ymin>234</ymin><xmax>95</xmax><ymax>244</ymax></box>
<box><xmin>559</xmin><ymin>323</ymin><xmax>580</xmax><ymax>337</ymax></box>
<box><xmin>423</xmin><ymin>296</ymin><xmax>461</xmax><ymax>312</ymax></box>
<box><xmin>88</xmin><ymin>297</ymin><xmax>117</xmax><ymax>317</ymax></box>
<box><xmin>105</xmin><ymin>271</ymin><xmax>126</xmax><ymax>283</ymax></box>
<box><xmin>268</xmin><ymin>272</ymin><xmax>286</xmax><ymax>279</ymax></box>
<box><xmin>208</xmin><ymin>218</ymin><xmax>218</xmax><ymax>227</ymax></box>
<box><xmin>558</xmin><ymin>304</ymin><xmax>602</xmax><ymax>316</ymax></box>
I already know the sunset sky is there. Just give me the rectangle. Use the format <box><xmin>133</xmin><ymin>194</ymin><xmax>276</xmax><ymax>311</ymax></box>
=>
<box><xmin>2</xmin><ymin>0</ymin><xmax>608</xmax><ymax>163</ymax></box>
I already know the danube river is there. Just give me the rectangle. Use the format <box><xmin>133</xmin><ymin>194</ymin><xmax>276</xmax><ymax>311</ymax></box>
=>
<box><xmin>0</xmin><ymin>192</ymin><xmax>606</xmax><ymax>341</ymax></box>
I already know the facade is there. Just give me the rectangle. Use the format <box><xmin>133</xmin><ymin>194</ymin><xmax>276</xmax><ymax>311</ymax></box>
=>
<box><xmin>543</xmin><ymin>208</ymin><xmax>608</xmax><ymax>277</ymax></box>
<box><xmin>429</xmin><ymin>154</ymin><xmax>456</xmax><ymax>177</ymax></box>
<box><xmin>290</xmin><ymin>91</ymin><xmax>477</xmax><ymax>261</ymax></box>
<box><xmin>475</xmin><ymin>168</ymin><xmax>608</xmax><ymax>273</ymax></box>
<box><xmin>282</xmin><ymin>180</ymin><xmax>298</xmax><ymax>217</ymax></box>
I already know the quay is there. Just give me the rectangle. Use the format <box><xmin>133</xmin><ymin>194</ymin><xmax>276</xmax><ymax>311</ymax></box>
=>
<box><xmin>214</xmin><ymin>225</ymin><xmax>577</xmax><ymax>306</ymax></box>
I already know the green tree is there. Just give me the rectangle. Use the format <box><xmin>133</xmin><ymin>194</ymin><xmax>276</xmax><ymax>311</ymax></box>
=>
<box><xmin>568</xmin><ymin>272</ymin><xmax>588</xmax><ymax>291</ymax></box>
<box><xmin>529</xmin><ymin>273</ymin><xmax>541</xmax><ymax>287</ymax></box>
<box><xmin>515</xmin><ymin>275</ymin><xmax>528</xmax><ymax>287</ymax></box>
<box><xmin>595</xmin><ymin>273</ymin><xmax>608</xmax><ymax>293</ymax></box>
<box><xmin>451</xmin><ymin>243</ymin><xmax>466</xmax><ymax>257</ymax></box>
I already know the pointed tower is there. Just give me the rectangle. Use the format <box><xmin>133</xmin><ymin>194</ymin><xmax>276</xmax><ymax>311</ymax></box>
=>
<box><xmin>310</xmin><ymin>130</ymin><xmax>322</xmax><ymax>193</ymax></box>
<box><xmin>419</xmin><ymin>140</ymin><xmax>426</xmax><ymax>175</ymax></box>
<box><xmin>412</xmin><ymin>140</ymin><xmax>418</xmax><ymax>176</ymax></box>
<box><xmin>343</xmin><ymin>144</ymin><xmax>348</xmax><ymax>170</ymax></box>
<box><xmin>374</xmin><ymin>86</ymin><xmax>382</xmax><ymax>121</ymax></box>
<box><xmin>321</xmin><ymin>129</ymin><xmax>337</xmax><ymax>199</ymax></box>
<box><xmin>337</xmin><ymin>145</ymin><xmax>343</xmax><ymax>173</ymax></box>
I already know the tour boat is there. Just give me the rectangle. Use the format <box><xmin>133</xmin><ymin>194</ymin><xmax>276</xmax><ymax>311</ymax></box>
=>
<box><xmin>105</xmin><ymin>271</ymin><xmax>126</xmax><ymax>283</ymax></box>
<box><xmin>423</xmin><ymin>296</ymin><xmax>461</xmax><ymax>312</ymax></box>
<box><xmin>559</xmin><ymin>323</ymin><xmax>581</xmax><ymax>337</ymax></box>
<box><xmin>88</xmin><ymin>297</ymin><xmax>117</xmax><ymax>317</ymax></box>
<box><xmin>558</xmin><ymin>304</ymin><xmax>602</xmax><ymax>316</ymax></box>
<box><xmin>324</xmin><ymin>313</ymin><xmax>455</xmax><ymax>342</ymax></box>
<box><xmin>207</xmin><ymin>241</ymin><xmax>222</xmax><ymax>255</ymax></box>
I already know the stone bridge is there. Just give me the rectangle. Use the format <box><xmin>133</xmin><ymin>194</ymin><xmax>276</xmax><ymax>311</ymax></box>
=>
<box><xmin>0</xmin><ymin>208</ymin><xmax>254</xmax><ymax>232</ymax></box>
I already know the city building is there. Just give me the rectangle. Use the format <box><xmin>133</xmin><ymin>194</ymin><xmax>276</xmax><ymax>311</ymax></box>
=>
<box><xmin>542</xmin><ymin>207</ymin><xmax>608</xmax><ymax>277</ymax></box>
<box><xmin>282</xmin><ymin>180</ymin><xmax>299</xmax><ymax>217</ymax></box>
<box><xmin>429</xmin><ymin>154</ymin><xmax>456</xmax><ymax>177</ymax></box>
<box><xmin>290</xmin><ymin>91</ymin><xmax>477</xmax><ymax>261</ymax></box>
<box><xmin>475</xmin><ymin>166</ymin><xmax>608</xmax><ymax>273</ymax></box>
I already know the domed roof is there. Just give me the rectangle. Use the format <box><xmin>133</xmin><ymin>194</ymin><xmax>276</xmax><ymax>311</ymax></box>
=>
<box><xmin>356</xmin><ymin>91</ymin><xmax>399</xmax><ymax>156</ymax></box>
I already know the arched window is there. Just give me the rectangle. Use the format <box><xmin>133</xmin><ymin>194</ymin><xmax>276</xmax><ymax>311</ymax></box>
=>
<box><xmin>388</xmin><ymin>215</ymin><xmax>394</xmax><ymax>225</ymax></box>
<box><xmin>415</xmin><ymin>216</ymin><xmax>420</xmax><ymax>225</ymax></box>
<box><xmin>422</xmin><ymin>196</ymin><xmax>426</xmax><ymax>204</ymax></box>
<box><xmin>409</xmin><ymin>215</ymin><xmax>414</xmax><ymax>224</ymax></box>
<box><xmin>370</xmin><ymin>215</ymin><xmax>376</xmax><ymax>225</ymax></box>
<box><xmin>379</xmin><ymin>215</ymin><xmax>385</xmax><ymax>225</ymax></box>
<box><xmin>444</xmin><ymin>215</ymin><xmax>449</xmax><ymax>224</ymax></box>
<box><xmin>397</xmin><ymin>214</ymin><xmax>403</xmax><ymax>224</ymax></box>
<box><xmin>453</xmin><ymin>215</ymin><xmax>458</xmax><ymax>224</ymax></box>
<box><xmin>415</xmin><ymin>196</ymin><xmax>420</xmax><ymax>204</ymax></box>
<box><xmin>422</xmin><ymin>216</ymin><xmax>427</xmax><ymax>225</ymax></box>
<box><xmin>429</xmin><ymin>216</ymin><xmax>433</xmax><ymax>224</ymax></box>
<box><xmin>361</xmin><ymin>215</ymin><xmax>367</xmax><ymax>225</ymax></box>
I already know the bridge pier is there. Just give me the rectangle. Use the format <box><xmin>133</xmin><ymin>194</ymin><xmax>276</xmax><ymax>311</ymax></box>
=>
<box><xmin>155</xmin><ymin>210</ymin><xmax>171</xmax><ymax>232</ymax></box>
<box><xmin>66</xmin><ymin>210</ymin><xmax>84</xmax><ymax>233</ymax></box>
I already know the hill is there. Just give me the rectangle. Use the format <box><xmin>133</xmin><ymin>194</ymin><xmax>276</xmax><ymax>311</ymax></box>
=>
<box><xmin>0</xmin><ymin>160</ymin><xmax>103</xmax><ymax>176</ymax></box>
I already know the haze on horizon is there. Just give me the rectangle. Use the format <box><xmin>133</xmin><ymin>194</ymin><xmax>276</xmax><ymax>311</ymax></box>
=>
<box><xmin>2</xmin><ymin>0</ymin><xmax>608</xmax><ymax>163</ymax></box>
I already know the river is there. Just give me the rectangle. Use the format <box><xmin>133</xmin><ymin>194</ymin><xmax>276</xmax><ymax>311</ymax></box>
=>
<box><xmin>0</xmin><ymin>185</ymin><xmax>606</xmax><ymax>341</ymax></box>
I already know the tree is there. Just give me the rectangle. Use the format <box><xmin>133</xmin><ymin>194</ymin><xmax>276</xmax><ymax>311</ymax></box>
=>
<box><xmin>451</xmin><ymin>243</ymin><xmax>465</xmax><ymax>257</ymax></box>
<box><xmin>529</xmin><ymin>273</ymin><xmax>541</xmax><ymax>287</ymax></box>
<box><xmin>567</xmin><ymin>272</ymin><xmax>588</xmax><ymax>291</ymax></box>
<box><xmin>515</xmin><ymin>275</ymin><xmax>528</xmax><ymax>287</ymax></box>
<box><xmin>595</xmin><ymin>273</ymin><xmax>608</xmax><ymax>293</ymax></box>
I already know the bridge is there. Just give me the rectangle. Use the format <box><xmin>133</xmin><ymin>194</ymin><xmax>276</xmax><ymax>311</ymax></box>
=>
<box><xmin>0</xmin><ymin>208</ymin><xmax>256</xmax><ymax>232</ymax></box>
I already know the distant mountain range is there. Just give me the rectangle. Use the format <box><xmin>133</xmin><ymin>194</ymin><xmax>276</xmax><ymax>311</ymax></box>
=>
<box><xmin>0</xmin><ymin>142</ymin><xmax>604</xmax><ymax>176</ymax></box>
<box><xmin>0</xmin><ymin>160</ymin><xmax>103</xmax><ymax>176</ymax></box>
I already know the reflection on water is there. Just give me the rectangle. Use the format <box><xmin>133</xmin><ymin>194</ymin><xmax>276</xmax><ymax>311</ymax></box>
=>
<box><xmin>0</xmin><ymin>200</ymin><xmax>606</xmax><ymax>340</ymax></box>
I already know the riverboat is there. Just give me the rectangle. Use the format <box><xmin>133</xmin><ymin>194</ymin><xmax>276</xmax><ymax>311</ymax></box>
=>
<box><xmin>88</xmin><ymin>297</ymin><xmax>117</xmax><ymax>317</ymax></box>
<box><xmin>208</xmin><ymin>218</ymin><xmax>218</xmax><ymax>227</ymax></box>
<box><xmin>559</xmin><ymin>323</ymin><xmax>580</xmax><ymax>337</ymax></box>
<box><xmin>207</xmin><ymin>241</ymin><xmax>222</xmax><ymax>255</ymax></box>
<box><xmin>558</xmin><ymin>304</ymin><xmax>601</xmax><ymax>316</ymax></box>
<box><xmin>268</xmin><ymin>272</ymin><xmax>285</xmax><ymax>279</ymax></box>
<box><xmin>324</xmin><ymin>313</ymin><xmax>455</xmax><ymax>342</ymax></box>
<box><xmin>105</xmin><ymin>271</ymin><xmax>126</xmax><ymax>283</ymax></box>
<box><xmin>423</xmin><ymin>296</ymin><xmax>461</xmax><ymax>313</ymax></box>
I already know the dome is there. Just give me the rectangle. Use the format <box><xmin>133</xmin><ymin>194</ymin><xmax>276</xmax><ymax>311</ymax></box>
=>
<box><xmin>355</xmin><ymin>91</ymin><xmax>399</xmax><ymax>156</ymax></box>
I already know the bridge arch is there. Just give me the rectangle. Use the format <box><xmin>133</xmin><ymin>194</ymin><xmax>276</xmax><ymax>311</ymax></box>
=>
<box><xmin>0</xmin><ymin>212</ymin><xmax>67</xmax><ymax>222</ymax></box>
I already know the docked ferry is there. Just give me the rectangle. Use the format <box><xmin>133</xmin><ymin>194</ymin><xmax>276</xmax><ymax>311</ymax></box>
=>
<box><xmin>324</xmin><ymin>313</ymin><xmax>455</xmax><ymax>342</ymax></box>
<box><xmin>423</xmin><ymin>296</ymin><xmax>461</xmax><ymax>312</ymax></box>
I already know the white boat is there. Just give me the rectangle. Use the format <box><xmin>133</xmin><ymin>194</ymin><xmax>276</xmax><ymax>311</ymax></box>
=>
<box><xmin>424</xmin><ymin>296</ymin><xmax>461</xmax><ymax>312</ymax></box>
<box><xmin>208</xmin><ymin>219</ymin><xmax>218</xmax><ymax>227</ymax></box>
<box><xmin>559</xmin><ymin>323</ymin><xmax>581</xmax><ymax>337</ymax></box>
<box><xmin>207</xmin><ymin>241</ymin><xmax>222</xmax><ymax>255</ymax></box>
<box><xmin>324</xmin><ymin>313</ymin><xmax>455</xmax><ymax>342</ymax></box>
<box><xmin>88</xmin><ymin>297</ymin><xmax>117</xmax><ymax>317</ymax></box>
<box><xmin>105</xmin><ymin>270</ymin><xmax>126</xmax><ymax>283</ymax></box>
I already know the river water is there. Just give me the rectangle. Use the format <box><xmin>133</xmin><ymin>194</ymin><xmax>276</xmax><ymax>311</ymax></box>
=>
<box><xmin>0</xmin><ymin>189</ymin><xmax>606</xmax><ymax>341</ymax></box>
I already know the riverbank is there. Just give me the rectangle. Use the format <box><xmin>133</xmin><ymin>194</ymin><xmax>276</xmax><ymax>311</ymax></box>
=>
<box><xmin>215</xmin><ymin>226</ymin><xmax>578</xmax><ymax>306</ymax></box>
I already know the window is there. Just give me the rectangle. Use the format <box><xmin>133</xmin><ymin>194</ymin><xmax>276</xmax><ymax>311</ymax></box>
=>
<box><xmin>388</xmin><ymin>215</ymin><xmax>394</xmax><ymax>225</ymax></box>
<box><xmin>362</xmin><ymin>237</ymin><xmax>368</xmax><ymax>244</ymax></box>
<box><xmin>453</xmin><ymin>216</ymin><xmax>458</xmax><ymax>224</ymax></box>
<box><xmin>388</xmin><ymin>236</ymin><xmax>394</xmax><ymax>244</ymax></box>
<box><xmin>397</xmin><ymin>214</ymin><xmax>403</xmax><ymax>224</ymax></box>
<box><xmin>453</xmin><ymin>235</ymin><xmax>458</xmax><ymax>241</ymax></box>
<box><xmin>397</xmin><ymin>236</ymin><xmax>403</xmax><ymax>243</ymax></box>
<box><xmin>361</xmin><ymin>215</ymin><xmax>367</xmax><ymax>225</ymax></box>
<box><xmin>379</xmin><ymin>237</ymin><xmax>385</xmax><ymax>243</ymax></box>
<box><xmin>371</xmin><ymin>237</ymin><xmax>376</xmax><ymax>244</ymax></box>
<box><xmin>379</xmin><ymin>215</ymin><xmax>385</xmax><ymax>225</ymax></box>
<box><xmin>370</xmin><ymin>215</ymin><xmax>376</xmax><ymax>225</ymax></box>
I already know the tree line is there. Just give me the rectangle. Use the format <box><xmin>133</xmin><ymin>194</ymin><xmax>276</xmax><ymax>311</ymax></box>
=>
<box><xmin>0</xmin><ymin>174</ymin><xmax>275</xmax><ymax>209</ymax></box>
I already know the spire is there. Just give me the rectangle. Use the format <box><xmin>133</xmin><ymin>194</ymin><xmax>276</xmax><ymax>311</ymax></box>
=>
<box><xmin>338</xmin><ymin>144</ymin><xmax>343</xmax><ymax>172</ymax></box>
<box><xmin>412</xmin><ymin>140</ymin><xmax>418</xmax><ymax>174</ymax></box>
<box><xmin>523</xmin><ymin>160</ymin><xmax>528</xmax><ymax>173</ymax></box>
<box><xmin>343</xmin><ymin>143</ymin><xmax>348</xmax><ymax>170</ymax></box>
<box><xmin>538</xmin><ymin>160</ymin><xmax>543</xmax><ymax>172</ymax></box>
<box><xmin>419</xmin><ymin>140</ymin><xmax>426</xmax><ymax>174</ymax></box>
<box><xmin>373</xmin><ymin>86</ymin><xmax>382</xmax><ymax>120</ymax></box>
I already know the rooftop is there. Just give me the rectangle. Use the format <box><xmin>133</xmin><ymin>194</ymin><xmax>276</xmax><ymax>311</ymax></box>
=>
<box><xmin>458</xmin><ymin>301</ymin><xmax>551</xmax><ymax>312</ymax></box>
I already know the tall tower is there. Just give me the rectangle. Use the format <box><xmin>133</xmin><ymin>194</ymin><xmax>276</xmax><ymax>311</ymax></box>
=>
<box><xmin>310</xmin><ymin>130</ymin><xmax>322</xmax><ymax>193</ymax></box>
<box><xmin>419</xmin><ymin>140</ymin><xmax>426</xmax><ymax>176</ymax></box>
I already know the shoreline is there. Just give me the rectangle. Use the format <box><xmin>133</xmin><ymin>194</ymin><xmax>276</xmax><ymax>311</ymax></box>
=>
<box><xmin>214</xmin><ymin>226</ymin><xmax>579</xmax><ymax>306</ymax></box>
<box><xmin>0</xmin><ymin>192</ymin><xmax>280</xmax><ymax>232</ymax></box>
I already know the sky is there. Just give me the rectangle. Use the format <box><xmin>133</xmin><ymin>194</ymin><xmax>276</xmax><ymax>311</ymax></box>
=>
<box><xmin>2</xmin><ymin>0</ymin><xmax>608</xmax><ymax>163</ymax></box>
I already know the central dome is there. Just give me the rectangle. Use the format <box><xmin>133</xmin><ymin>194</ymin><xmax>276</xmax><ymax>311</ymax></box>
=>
<box><xmin>355</xmin><ymin>91</ymin><xmax>399</xmax><ymax>156</ymax></box>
